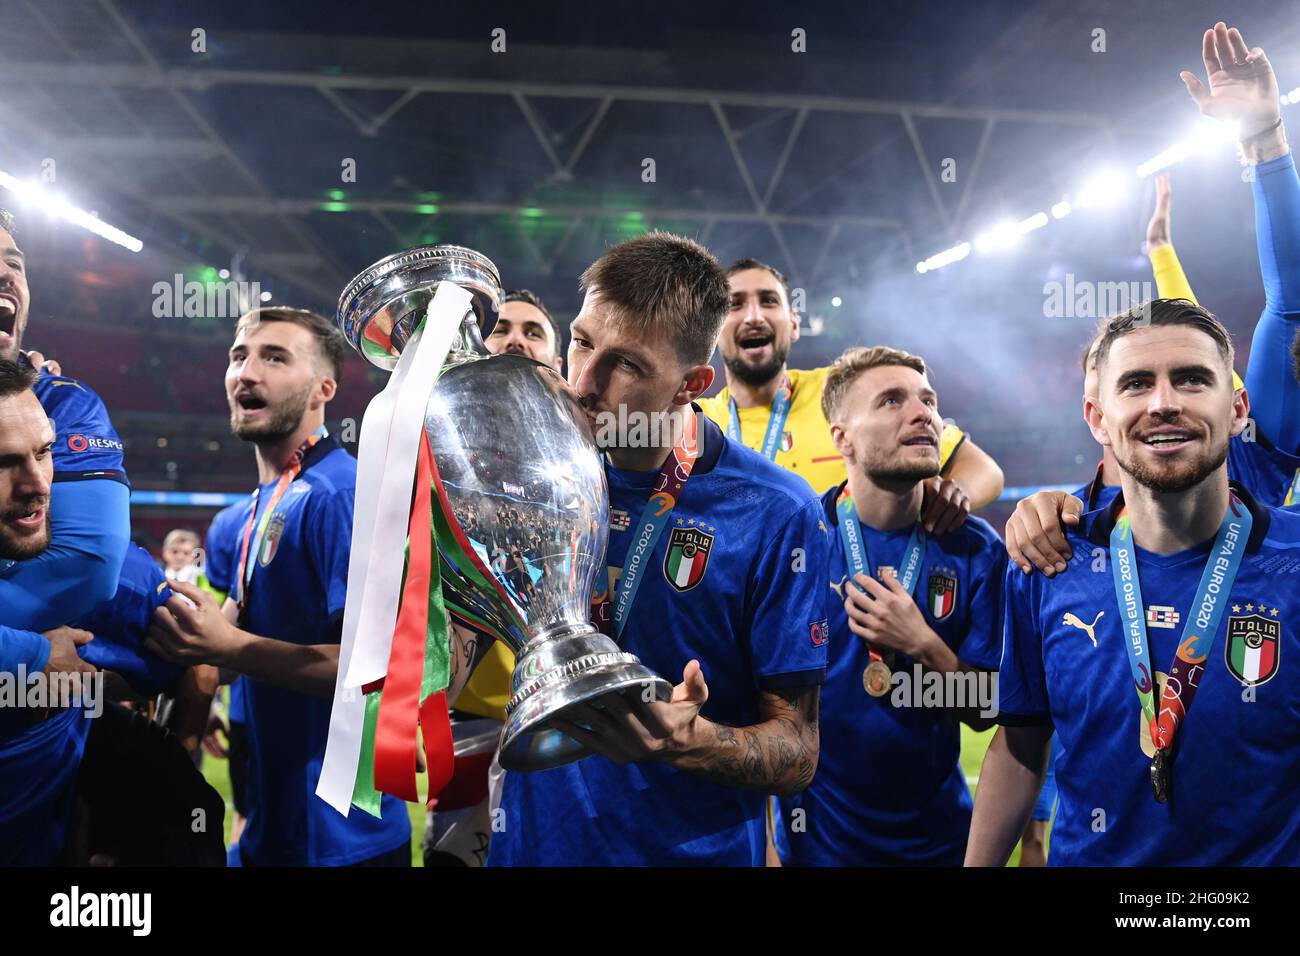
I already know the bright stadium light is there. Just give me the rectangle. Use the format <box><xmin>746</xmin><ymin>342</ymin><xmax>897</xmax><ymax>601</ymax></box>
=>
<box><xmin>1136</xmin><ymin>118</ymin><xmax>1239</xmax><ymax>176</ymax></box>
<box><xmin>918</xmin><ymin>80</ymin><xmax>1300</xmax><ymax>277</ymax></box>
<box><xmin>830</xmin><ymin>295</ymin><xmax>842</xmax><ymax>307</ymax></box>
<box><xmin>916</xmin><ymin>241</ymin><xmax>971</xmax><ymax>273</ymax></box>
<box><xmin>0</xmin><ymin>170</ymin><xmax>143</xmax><ymax>253</ymax></box>
<box><xmin>260</xmin><ymin>290</ymin><xmax>273</xmax><ymax>302</ymax></box>
<box><xmin>1074</xmin><ymin>169</ymin><xmax>1128</xmax><ymax>208</ymax></box>
<box><xmin>975</xmin><ymin>220</ymin><xmax>1020</xmax><ymax>253</ymax></box>
<box><xmin>1018</xmin><ymin>211</ymin><xmax>1049</xmax><ymax>234</ymax></box>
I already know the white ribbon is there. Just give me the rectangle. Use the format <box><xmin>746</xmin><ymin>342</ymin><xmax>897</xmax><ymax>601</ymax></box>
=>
<box><xmin>317</xmin><ymin>282</ymin><xmax>472</xmax><ymax>815</ymax></box>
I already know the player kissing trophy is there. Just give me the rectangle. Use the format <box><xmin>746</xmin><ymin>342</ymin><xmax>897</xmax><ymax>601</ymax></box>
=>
<box><xmin>319</xmin><ymin>244</ymin><xmax>670</xmax><ymax>818</ymax></box>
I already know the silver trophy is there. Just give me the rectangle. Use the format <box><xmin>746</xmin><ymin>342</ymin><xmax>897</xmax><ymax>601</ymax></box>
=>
<box><xmin>337</xmin><ymin>245</ymin><xmax>672</xmax><ymax>771</ymax></box>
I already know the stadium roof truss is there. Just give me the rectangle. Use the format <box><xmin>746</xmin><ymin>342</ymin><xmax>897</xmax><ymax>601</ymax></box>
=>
<box><xmin>0</xmin><ymin>0</ymin><xmax>1120</xmax><ymax>309</ymax></box>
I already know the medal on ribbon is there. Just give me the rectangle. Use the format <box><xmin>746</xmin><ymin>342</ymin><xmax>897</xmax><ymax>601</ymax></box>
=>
<box><xmin>1108</xmin><ymin>494</ymin><xmax>1251</xmax><ymax>804</ymax></box>
<box><xmin>835</xmin><ymin>485</ymin><xmax>926</xmax><ymax>699</ymax></box>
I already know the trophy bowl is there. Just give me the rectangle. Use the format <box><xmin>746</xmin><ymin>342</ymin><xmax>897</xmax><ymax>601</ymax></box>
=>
<box><xmin>337</xmin><ymin>245</ymin><xmax>672</xmax><ymax>772</ymax></box>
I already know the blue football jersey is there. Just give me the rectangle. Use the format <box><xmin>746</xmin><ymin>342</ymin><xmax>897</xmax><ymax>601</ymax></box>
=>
<box><xmin>232</xmin><ymin>437</ymin><xmax>411</xmax><ymax>866</ymax></box>
<box><xmin>998</xmin><ymin>483</ymin><xmax>1300</xmax><ymax>865</ymax></box>
<box><xmin>776</xmin><ymin>484</ymin><xmax>1006</xmax><ymax>866</ymax></box>
<box><xmin>203</xmin><ymin>502</ymin><xmax>245</xmax><ymax>596</ymax></box>
<box><xmin>489</xmin><ymin>411</ymin><xmax>830</xmax><ymax>866</ymax></box>
<box><xmin>0</xmin><ymin>706</ymin><xmax>90</xmax><ymax>865</ymax></box>
<box><xmin>203</xmin><ymin>503</ymin><xmax>247</xmax><ymax>723</ymax></box>
<box><xmin>1228</xmin><ymin>431</ymin><xmax>1300</xmax><ymax>509</ymax></box>
<box><xmin>33</xmin><ymin>370</ymin><xmax>128</xmax><ymax>485</ymax></box>
<box><xmin>74</xmin><ymin>543</ymin><xmax>183</xmax><ymax>696</ymax></box>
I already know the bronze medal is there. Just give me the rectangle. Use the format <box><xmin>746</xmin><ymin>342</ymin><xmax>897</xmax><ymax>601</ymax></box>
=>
<box><xmin>862</xmin><ymin>659</ymin><xmax>892</xmax><ymax>697</ymax></box>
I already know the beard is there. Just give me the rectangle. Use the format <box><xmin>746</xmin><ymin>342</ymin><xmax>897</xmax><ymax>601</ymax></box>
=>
<box><xmin>0</xmin><ymin>508</ymin><xmax>51</xmax><ymax>561</ymax></box>
<box><xmin>1114</xmin><ymin>435</ymin><xmax>1228</xmax><ymax>493</ymax></box>
<box><xmin>723</xmin><ymin>340</ymin><xmax>791</xmax><ymax>387</ymax></box>
<box><xmin>863</xmin><ymin>451</ymin><xmax>940</xmax><ymax>487</ymax></box>
<box><xmin>229</xmin><ymin>382</ymin><xmax>313</xmax><ymax>443</ymax></box>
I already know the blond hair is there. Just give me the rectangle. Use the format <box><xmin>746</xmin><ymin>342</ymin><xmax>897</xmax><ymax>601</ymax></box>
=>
<box><xmin>821</xmin><ymin>345</ymin><xmax>927</xmax><ymax>421</ymax></box>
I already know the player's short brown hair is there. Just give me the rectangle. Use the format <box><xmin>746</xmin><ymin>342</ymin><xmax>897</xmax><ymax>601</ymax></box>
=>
<box><xmin>726</xmin><ymin>257</ymin><xmax>791</xmax><ymax>308</ymax></box>
<box><xmin>580</xmin><ymin>231</ymin><xmax>730</xmax><ymax>367</ymax></box>
<box><xmin>821</xmin><ymin>345</ymin><xmax>928</xmax><ymax>422</ymax></box>
<box><xmin>1094</xmin><ymin>298</ymin><xmax>1233</xmax><ymax>376</ymax></box>
<box><xmin>0</xmin><ymin>358</ymin><xmax>38</xmax><ymax>400</ymax></box>
<box><xmin>234</xmin><ymin>307</ymin><xmax>348</xmax><ymax>381</ymax></box>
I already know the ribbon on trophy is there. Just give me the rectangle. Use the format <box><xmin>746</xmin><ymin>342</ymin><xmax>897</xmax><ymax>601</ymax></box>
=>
<box><xmin>364</xmin><ymin>434</ymin><xmax>454</xmax><ymax>804</ymax></box>
<box><xmin>318</xmin><ymin>281</ymin><xmax>471</xmax><ymax>816</ymax></box>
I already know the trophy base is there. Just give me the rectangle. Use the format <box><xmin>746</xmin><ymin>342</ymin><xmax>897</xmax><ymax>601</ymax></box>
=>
<box><xmin>499</xmin><ymin>627</ymin><xmax>673</xmax><ymax>772</ymax></box>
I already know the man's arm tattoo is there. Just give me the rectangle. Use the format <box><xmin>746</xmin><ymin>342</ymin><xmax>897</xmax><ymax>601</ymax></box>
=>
<box><xmin>699</xmin><ymin>686</ymin><xmax>819</xmax><ymax>794</ymax></box>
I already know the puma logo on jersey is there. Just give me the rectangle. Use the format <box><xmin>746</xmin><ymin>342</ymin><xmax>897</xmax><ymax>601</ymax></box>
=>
<box><xmin>1063</xmin><ymin>610</ymin><xmax>1104</xmax><ymax>647</ymax></box>
<box><xmin>829</xmin><ymin>576</ymin><xmax>846</xmax><ymax>601</ymax></box>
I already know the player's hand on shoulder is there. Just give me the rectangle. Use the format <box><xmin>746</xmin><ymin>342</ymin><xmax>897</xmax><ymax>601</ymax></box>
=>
<box><xmin>22</xmin><ymin>349</ymin><xmax>62</xmax><ymax>377</ymax></box>
<box><xmin>1005</xmin><ymin>491</ymin><xmax>1083</xmax><ymax>577</ymax></box>
<box><xmin>40</xmin><ymin>626</ymin><xmax>97</xmax><ymax>686</ymax></box>
<box><xmin>145</xmin><ymin>579</ymin><xmax>238</xmax><ymax>665</ymax></box>
<box><xmin>920</xmin><ymin>476</ymin><xmax>970</xmax><ymax>535</ymax></box>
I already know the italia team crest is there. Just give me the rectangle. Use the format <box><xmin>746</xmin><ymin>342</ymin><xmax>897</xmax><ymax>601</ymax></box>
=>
<box><xmin>664</xmin><ymin>526</ymin><xmax>713</xmax><ymax>592</ymax></box>
<box><xmin>927</xmin><ymin>568</ymin><xmax>957</xmax><ymax>620</ymax></box>
<box><xmin>258</xmin><ymin>512</ymin><xmax>288</xmax><ymax>567</ymax></box>
<box><xmin>1225</xmin><ymin>607</ymin><xmax>1281</xmax><ymax>686</ymax></box>
<box><xmin>779</xmin><ymin>430</ymin><xmax>794</xmax><ymax>453</ymax></box>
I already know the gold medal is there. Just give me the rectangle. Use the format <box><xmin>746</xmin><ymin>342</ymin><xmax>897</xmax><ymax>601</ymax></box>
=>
<box><xmin>862</xmin><ymin>659</ymin><xmax>892</xmax><ymax>697</ymax></box>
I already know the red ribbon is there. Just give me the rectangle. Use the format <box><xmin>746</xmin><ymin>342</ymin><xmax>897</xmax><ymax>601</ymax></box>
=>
<box><xmin>373</xmin><ymin>433</ymin><xmax>453</xmax><ymax>803</ymax></box>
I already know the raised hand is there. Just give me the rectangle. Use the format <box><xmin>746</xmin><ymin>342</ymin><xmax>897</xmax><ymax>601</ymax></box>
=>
<box><xmin>1146</xmin><ymin>173</ymin><xmax>1173</xmax><ymax>250</ymax></box>
<box><xmin>1179</xmin><ymin>22</ymin><xmax>1280</xmax><ymax>135</ymax></box>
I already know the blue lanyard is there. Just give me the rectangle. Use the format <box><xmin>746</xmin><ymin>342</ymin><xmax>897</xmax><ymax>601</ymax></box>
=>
<box><xmin>835</xmin><ymin>490</ymin><xmax>926</xmax><ymax>598</ymax></box>
<box><xmin>1109</xmin><ymin>495</ymin><xmax>1251</xmax><ymax>754</ymax></box>
<box><xmin>726</xmin><ymin>376</ymin><xmax>793</xmax><ymax>460</ymax></box>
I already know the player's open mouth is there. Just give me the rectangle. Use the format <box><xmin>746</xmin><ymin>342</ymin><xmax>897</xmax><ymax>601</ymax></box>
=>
<box><xmin>0</xmin><ymin>294</ymin><xmax>17</xmax><ymax>338</ymax></box>
<box><xmin>901</xmin><ymin>434</ymin><xmax>937</xmax><ymax>448</ymax></box>
<box><xmin>236</xmin><ymin>393</ymin><xmax>268</xmax><ymax>411</ymax></box>
<box><xmin>737</xmin><ymin>331</ymin><xmax>773</xmax><ymax>354</ymax></box>
<box><xmin>4</xmin><ymin>506</ymin><xmax>45</xmax><ymax>532</ymax></box>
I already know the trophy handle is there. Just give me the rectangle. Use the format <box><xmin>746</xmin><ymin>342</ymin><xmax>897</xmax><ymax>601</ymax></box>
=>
<box><xmin>454</xmin><ymin>308</ymin><xmax>491</xmax><ymax>357</ymax></box>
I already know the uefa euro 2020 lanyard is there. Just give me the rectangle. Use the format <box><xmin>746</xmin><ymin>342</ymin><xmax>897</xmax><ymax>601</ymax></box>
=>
<box><xmin>593</xmin><ymin>408</ymin><xmax>700</xmax><ymax>641</ymax></box>
<box><xmin>234</xmin><ymin>426</ymin><xmax>329</xmax><ymax>614</ymax></box>
<box><xmin>726</xmin><ymin>374</ymin><xmax>792</xmax><ymax>461</ymax></box>
<box><xmin>1108</xmin><ymin>493</ymin><xmax>1251</xmax><ymax>804</ymax></box>
<box><xmin>835</xmin><ymin>486</ymin><xmax>927</xmax><ymax>698</ymax></box>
